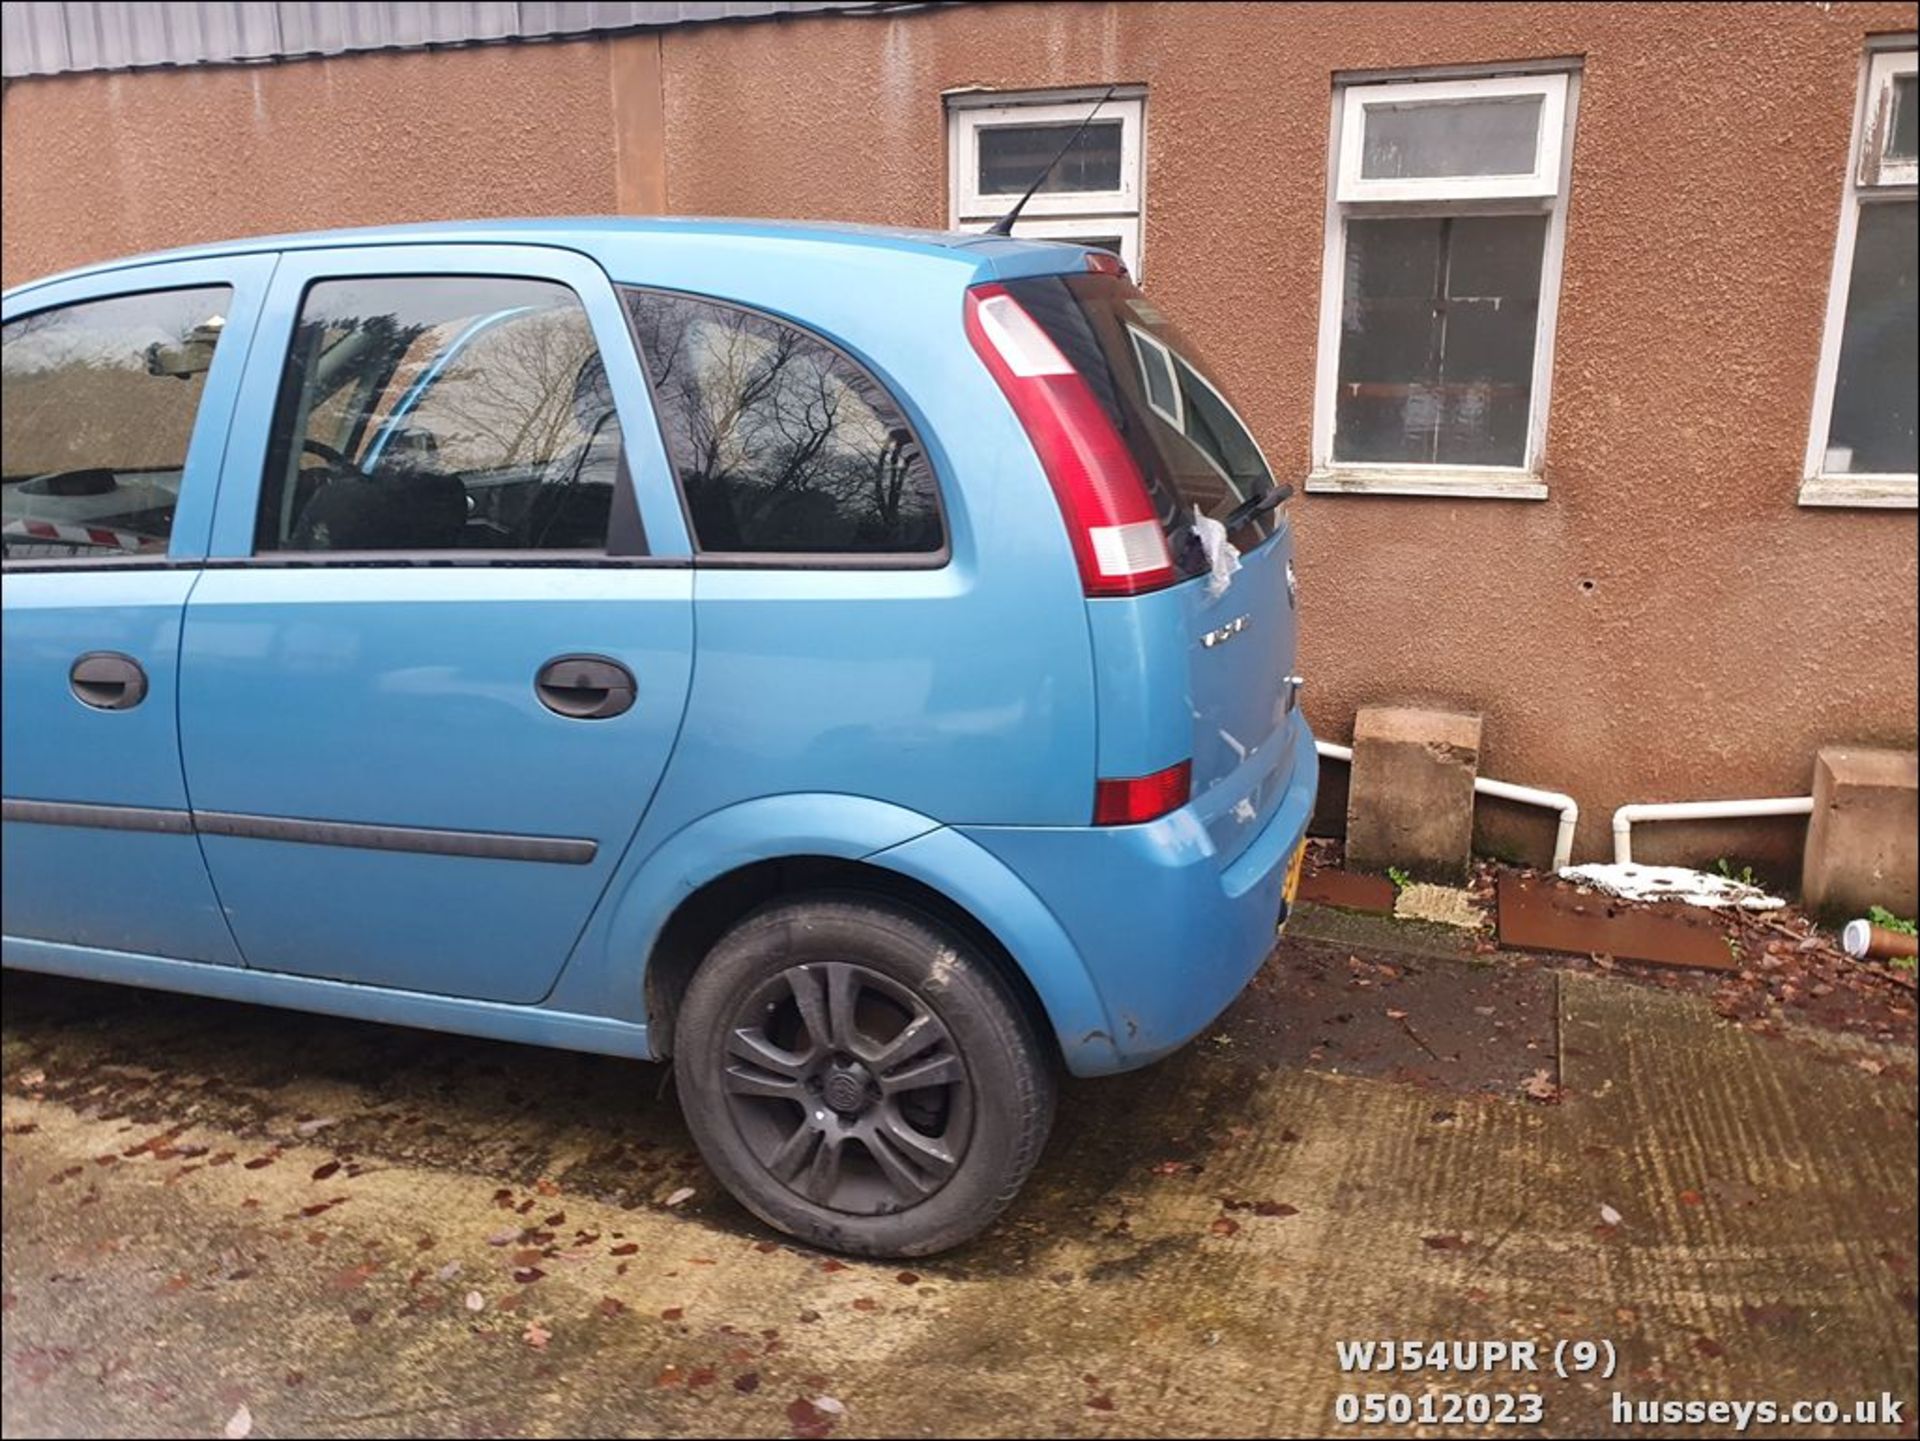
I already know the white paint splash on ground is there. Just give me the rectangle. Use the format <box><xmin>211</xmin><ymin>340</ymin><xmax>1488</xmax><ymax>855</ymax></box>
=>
<box><xmin>1557</xmin><ymin>863</ymin><xmax>1787</xmax><ymax>911</ymax></box>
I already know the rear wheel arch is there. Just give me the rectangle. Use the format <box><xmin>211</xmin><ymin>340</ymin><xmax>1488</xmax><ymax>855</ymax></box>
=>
<box><xmin>643</xmin><ymin>855</ymin><xmax>1059</xmax><ymax>1072</ymax></box>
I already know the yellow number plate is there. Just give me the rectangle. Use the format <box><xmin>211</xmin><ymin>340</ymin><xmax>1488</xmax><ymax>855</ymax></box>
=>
<box><xmin>1282</xmin><ymin>839</ymin><xmax>1308</xmax><ymax>911</ymax></box>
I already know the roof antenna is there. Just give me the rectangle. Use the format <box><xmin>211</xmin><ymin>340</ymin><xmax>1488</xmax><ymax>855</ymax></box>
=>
<box><xmin>985</xmin><ymin>85</ymin><xmax>1119</xmax><ymax>237</ymax></box>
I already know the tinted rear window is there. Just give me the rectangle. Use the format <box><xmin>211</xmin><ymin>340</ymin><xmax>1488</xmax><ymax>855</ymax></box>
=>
<box><xmin>1002</xmin><ymin>273</ymin><xmax>1278</xmax><ymax>572</ymax></box>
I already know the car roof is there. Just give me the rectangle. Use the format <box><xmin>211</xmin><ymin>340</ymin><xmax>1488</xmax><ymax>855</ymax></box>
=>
<box><xmin>4</xmin><ymin>216</ymin><xmax>1097</xmax><ymax>299</ymax></box>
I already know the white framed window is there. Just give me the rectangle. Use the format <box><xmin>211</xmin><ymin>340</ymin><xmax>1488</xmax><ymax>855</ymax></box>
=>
<box><xmin>1310</xmin><ymin>67</ymin><xmax>1580</xmax><ymax>499</ymax></box>
<box><xmin>947</xmin><ymin>88</ymin><xmax>1146</xmax><ymax>277</ymax></box>
<box><xmin>1800</xmin><ymin>44</ymin><xmax>1917</xmax><ymax>509</ymax></box>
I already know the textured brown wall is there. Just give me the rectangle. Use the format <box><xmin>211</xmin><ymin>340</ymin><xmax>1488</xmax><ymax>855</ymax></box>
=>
<box><xmin>4</xmin><ymin>2</ymin><xmax>1917</xmax><ymax>875</ymax></box>
<box><xmin>0</xmin><ymin>39</ymin><xmax>622</xmax><ymax>286</ymax></box>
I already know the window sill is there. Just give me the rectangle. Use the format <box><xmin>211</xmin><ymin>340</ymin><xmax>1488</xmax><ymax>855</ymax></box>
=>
<box><xmin>1304</xmin><ymin>468</ymin><xmax>1549</xmax><ymax>500</ymax></box>
<box><xmin>1796</xmin><ymin>474</ymin><xmax>1918</xmax><ymax>509</ymax></box>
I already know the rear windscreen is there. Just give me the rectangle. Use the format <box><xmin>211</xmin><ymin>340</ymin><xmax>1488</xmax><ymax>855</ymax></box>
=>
<box><xmin>1002</xmin><ymin>273</ymin><xmax>1279</xmax><ymax>573</ymax></box>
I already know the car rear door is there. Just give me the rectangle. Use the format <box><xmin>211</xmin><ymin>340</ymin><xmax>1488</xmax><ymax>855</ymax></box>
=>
<box><xmin>2</xmin><ymin>256</ymin><xmax>272</xmax><ymax>965</ymax></box>
<box><xmin>177</xmin><ymin>244</ymin><xmax>694</xmax><ymax>1004</ymax></box>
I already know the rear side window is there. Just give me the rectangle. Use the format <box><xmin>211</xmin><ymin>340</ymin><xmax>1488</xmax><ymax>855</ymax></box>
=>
<box><xmin>2</xmin><ymin>286</ymin><xmax>231</xmax><ymax>560</ymax></box>
<box><xmin>622</xmin><ymin>289</ymin><xmax>943</xmax><ymax>557</ymax></box>
<box><xmin>1001</xmin><ymin>273</ymin><xmax>1278</xmax><ymax>570</ymax></box>
<box><xmin>256</xmin><ymin>276</ymin><xmax>624</xmax><ymax>554</ymax></box>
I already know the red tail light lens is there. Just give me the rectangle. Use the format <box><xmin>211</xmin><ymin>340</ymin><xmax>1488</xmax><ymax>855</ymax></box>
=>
<box><xmin>965</xmin><ymin>283</ymin><xmax>1175</xmax><ymax>597</ymax></box>
<box><xmin>1093</xmin><ymin>760</ymin><xmax>1192</xmax><ymax>826</ymax></box>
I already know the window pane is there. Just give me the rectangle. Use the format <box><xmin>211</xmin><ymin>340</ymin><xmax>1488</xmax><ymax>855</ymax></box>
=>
<box><xmin>624</xmin><ymin>291</ymin><xmax>943</xmax><ymax>555</ymax></box>
<box><xmin>977</xmin><ymin>119</ymin><xmax>1124</xmax><ymax>195</ymax></box>
<box><xmin>1826</xmin><ymin>201</ymin><xmax>1918</xmax><ymax>475</ymax></box>
<box><xmin>1361</xmin><ymin>96</ymin><xmax>1543</xmax><ymax>180</ymax></box>
<box><xmin>256</xmin><ymin>277</ymin><xmax>621</xmax><ymax>553</ymax></box>
<box><xmin>2</xmin><ymin>286</ymin><xmax>231</xmax><ymax>560</ymax></box>
<box><xmin>1334</xmin><ymin>214</ymin><xmax>1546</xmax><ymax>467</ymax></box>
<box><xmin>1889</xmin><ymin>74</ymin><xmax>1918</xmax><ymax>163</ymax></box>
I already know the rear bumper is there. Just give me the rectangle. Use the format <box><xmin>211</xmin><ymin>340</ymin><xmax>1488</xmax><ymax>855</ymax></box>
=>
<box><xmin>955</xmin><ymin>710</ymin><xmax>1318</xmax><ymax>1075</ymax></box>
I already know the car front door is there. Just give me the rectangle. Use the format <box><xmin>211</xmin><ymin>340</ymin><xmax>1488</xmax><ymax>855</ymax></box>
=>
<box><xmin>2</xmin><ymin>257</ymin><xmax>273</xmax><ymax>965</ymax></box>
<box><xmin>178</xmin><ymin>245</ymin><xmax>694</xmax><ymax>1004</ymax></box>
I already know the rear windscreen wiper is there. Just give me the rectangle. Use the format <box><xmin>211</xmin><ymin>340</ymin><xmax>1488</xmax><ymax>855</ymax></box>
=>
<box><xmin>1223</xmin><ymin>482</ymin><xmax>1293</xmax><ymax>536</ymax></box>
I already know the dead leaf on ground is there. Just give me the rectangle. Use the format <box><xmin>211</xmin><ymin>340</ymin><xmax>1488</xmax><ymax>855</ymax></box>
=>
<box><xmin>223</xmin><ymin>1403</ymin><xmax>253</xmax><ymax>1439</ymax></box>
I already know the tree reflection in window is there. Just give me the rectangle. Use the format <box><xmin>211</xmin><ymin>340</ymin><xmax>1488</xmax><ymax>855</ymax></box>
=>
<box><xmin>625</xmin><ymin>291</ymin><xmax>942</xmax><ymax>555</ymax></box>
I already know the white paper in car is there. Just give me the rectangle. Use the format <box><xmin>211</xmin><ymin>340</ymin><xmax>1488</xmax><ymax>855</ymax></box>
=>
<box><xmin>1192</xmin><ymin>511</ymin><xmax>1241</xmax><ymax>601</ymax></box>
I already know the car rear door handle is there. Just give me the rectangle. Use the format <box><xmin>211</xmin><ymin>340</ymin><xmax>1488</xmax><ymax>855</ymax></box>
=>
<box><xmin>535</xmin><ymin>654</ymin><xmax>636</xmax><ymax>720</ymax></box>
<box><xmin>70</xmin><ymin>652</ymin><xmax>149</xmax><ymax>711</ymax></box>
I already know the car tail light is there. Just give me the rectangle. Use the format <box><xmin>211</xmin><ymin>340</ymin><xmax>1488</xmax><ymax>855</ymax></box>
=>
<box><xmin>1093</xmin><ymin>760</ymin><xmax>1192</xmax><ymax>826</ymax></box>
<box><xmin>1083</xmin><ymin>251</ymin><xmax>1128</xmax><ymax>278</ymax></box>
<box><xmin>965</xmin><ymin>283</ymin><xmax>1175</xmax><ymax>597</ymax></box>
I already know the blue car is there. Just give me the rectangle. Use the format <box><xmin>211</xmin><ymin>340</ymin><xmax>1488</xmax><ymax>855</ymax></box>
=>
<box><xmin>1</xmin><ymin>219</ymin><xmax>1315</xmax><ymax>1255</ymax></box>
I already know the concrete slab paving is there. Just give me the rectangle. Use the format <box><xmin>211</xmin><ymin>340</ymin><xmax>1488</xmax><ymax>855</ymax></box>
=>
<box><xmin>2</xmin><ymin>946</ymin><xmax>1913</xmax><ymax>1439</ymax></box>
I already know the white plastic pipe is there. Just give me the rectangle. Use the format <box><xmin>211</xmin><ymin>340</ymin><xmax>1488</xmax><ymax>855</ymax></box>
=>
<box><xmin>1610</xmin><ymin>796</ymin><xmax>1814</xmax><ymax>866</ymax></box>
<box><xmin>1314</xmin><ymin>739</ymin><xmax>1580</xmax><ymax>871</ymax></box>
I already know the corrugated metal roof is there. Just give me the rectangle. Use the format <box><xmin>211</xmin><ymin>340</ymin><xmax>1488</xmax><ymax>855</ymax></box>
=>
<box><xmin>1</xmin><ymin>1</ymin><xmax>930</xmax><ymax>78</ymax></box>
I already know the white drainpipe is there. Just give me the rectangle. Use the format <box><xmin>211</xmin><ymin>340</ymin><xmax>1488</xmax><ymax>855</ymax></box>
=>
<box><xmin>1610</xmin><ymin>796</ymin><xmax>1815</xmax><ymax>866</ymax></box>
<box><xmin>1313</xmin><ymin>739</ymin><xmax>1580</xmax><ymax>872</ymax></box>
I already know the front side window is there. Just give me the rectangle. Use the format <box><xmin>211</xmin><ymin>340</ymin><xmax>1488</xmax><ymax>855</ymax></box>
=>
<box><xmin>256</xmin><ymin>276</ymin><xmax>623</xmax><ymax>553</ymax></box>
<box><xmin>1313</xmin><ymin>71</ymin><xmax>1576</xmax><ymax>494</ymax></box>
<box><xmin>2</xmin><ymin>286</ymin><xmax>231</xmax><ymax>560</ymax></box>
<box><xmin>1803</xmin><ymin>47</ymin><xmax>1918</xmax><ymax>506</ymax></box>
<box><xmin>623</xmin><ymin>290</ymin><xmax>943</xmax><ymax>557</ymax></box>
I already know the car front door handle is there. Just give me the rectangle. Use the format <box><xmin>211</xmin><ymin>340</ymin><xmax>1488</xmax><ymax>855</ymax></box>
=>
<box><xmin>535</xmin><ymin>654</ymin><xmax>636</xmax><ymax>720</ymax></box>
<box><xmin>69</xmin><ymin>652</ymin><xmax>149</xmax><ymax>711</ymax></box>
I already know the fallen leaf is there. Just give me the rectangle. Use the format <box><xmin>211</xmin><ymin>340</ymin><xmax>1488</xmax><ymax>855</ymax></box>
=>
<box><xmin>523</xmin><ymin>1322</ymin><xmax>551</xmax><ymax>1349</ymax></box>
<box><xmin>895</xmin><ymin>1271</ymin><xmax>921</xmax><ymax>1286</ymax></box>
<box><xmin>813</xmin><ymin>1395</ymin><xmax>846</xmax><ymax>1415</ymax></box>
<box><xmin>310</xmin><ymin>1161</ymin><xmax>341</xmax><ymax>1181</ymax></box>
<box><xmin>511</xmin><ymin>1267</ymin><xmax>545</xmax><ymax>1284</ymax></box>
<box><xmin>1520</xmin><ymin>1069</ymin><xmax>1562</xmax><ymax>1103</ymax></box>
<box><xmin>1254</xmin><ymin>1201</ymin><xmax>1299</xmax><ymax>1218</ymax></box>
<box><xmin>1856</xmin><ymin>1057</ymin><xmax>1888</xmax><ymax>1076</ymax></box>
<box><xmin>1423</xmin><ymin>1233</ymin><xmax>1468</xmax><ymax>1251</ymax></box>
<box><xmin>661</xmin><ymin>1306</ymin><xmax>684</xmax><ymax>1320</ymax></box>
<box><xmin>1087</xmin><ymin>1394</ymin><xmax>1116</xmax><ymax>1411</ymax></box>
<box><xmin>1678</xmin><ymin>1189</ymin><xmax>1705</xmax><ymax>1207</ymax></box>
<box><xmin>294</xmin><ymin>1117</ymin><xmax>338</xmax><ymax>1137</ymax></box>
<box><xmin>223</xmin><ymin>1403</ymin><xmax>253</xmax><ymax>1439</ymax></box>
<box><xmin>486</xmin><ymin>1227</ymin><xmax>520</xmax><ymax>1247</ymax></box>
<box><xmin>435</xmin><ymin>1261</ymin><xmax>463</xmax><ymax>1282</ymax></box>
<box><xmin>1600</xmin><ymin>1204</ymin><xmax>1623</xmax><ymax>1227</ymax></box>
<box><xmin>1693</xmin><ymin>1335</ymin><xmax>1725</xmax><ymax>1359</ymax></box>
<box><xmin>786</xmin><ymin>1396</ymin><xmax>836</xmax><ymax>1438</ymax></box>
<box><xmin>597</xmin><ymin>1297</ymin><xmax>625</xmax><ymax>1318</ymax></box>
<box><xmin>665</xmin><ymin>1187</ymin><xmax>695</xmax><ymax>1207</ymax></box>
<box><xmin>1210</xmin><ymin>1216</ymin><xmax>1240</xmax><ymax>1237</ymax></box>
<box><xmin>609</xmin><ymin>1243</ymin><xmax>639</xmax><ymax>1256</ymax></box>
<box><xmin>733</xmin><ymin>1371</ymin><xmax>761</xmax><ymax>1393</ymax></box>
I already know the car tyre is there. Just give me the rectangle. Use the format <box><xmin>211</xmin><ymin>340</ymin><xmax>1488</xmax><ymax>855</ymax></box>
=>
<box><xmin>674</xmin><ymin>895</ymin><xmax>1055</xmax><ymax>1257</ymax></box>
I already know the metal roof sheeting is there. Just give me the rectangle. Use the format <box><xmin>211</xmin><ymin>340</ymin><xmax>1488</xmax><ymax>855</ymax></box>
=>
<box><xmin>1</xmin><ymin>1</ymin><xmax>920</xmax><ymax>78</ymax></box>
